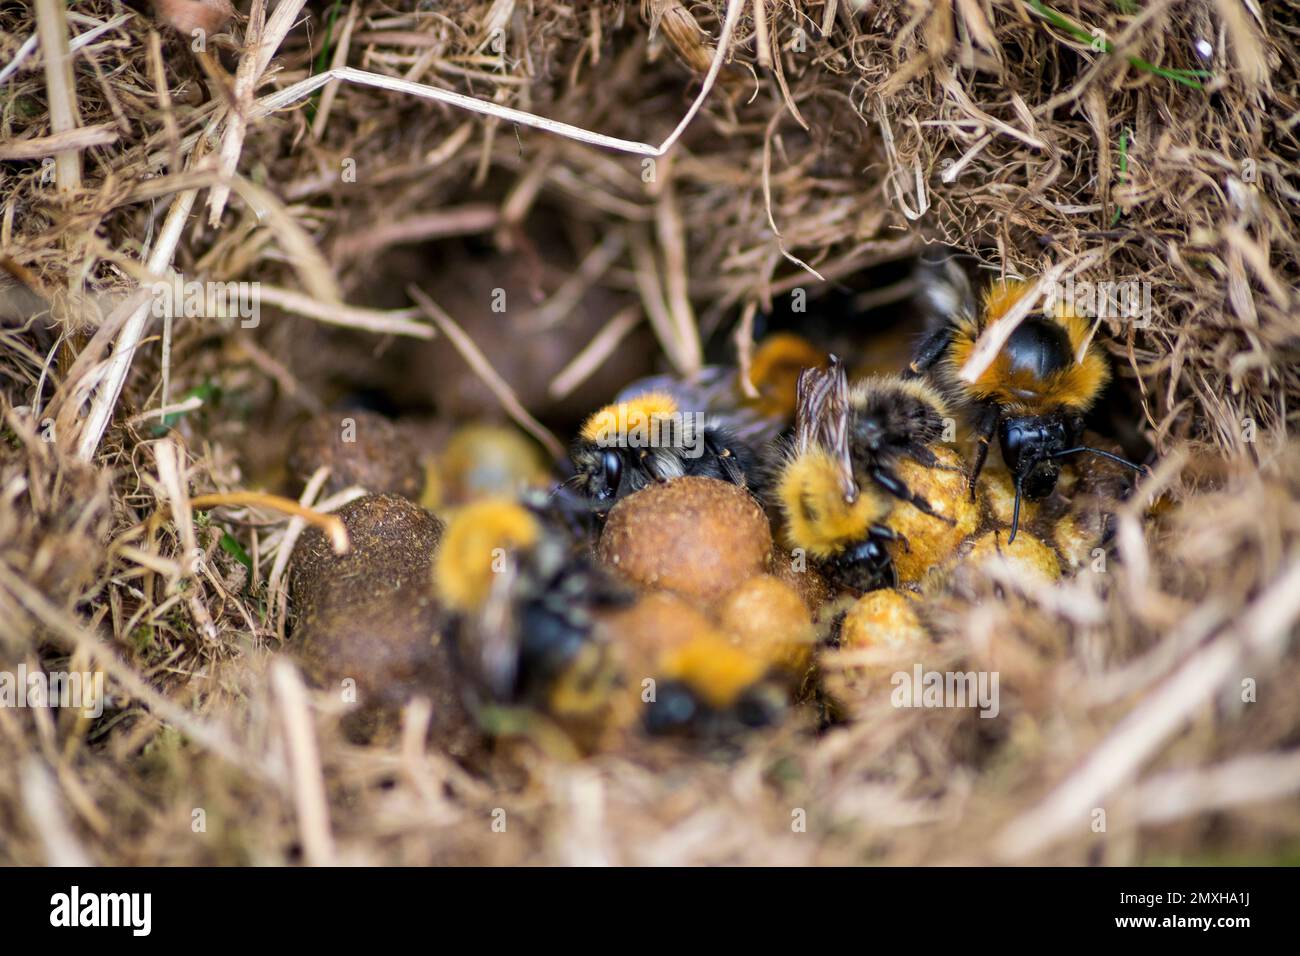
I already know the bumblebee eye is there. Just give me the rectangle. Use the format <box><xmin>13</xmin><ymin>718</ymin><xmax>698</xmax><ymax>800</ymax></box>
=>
<box><xmin>601</xmin><ymin>450</ymin><xmax>623</xmax><ymax>494</ymax></box>
<box><xmin>998</xmin><ymin>421</ymin><xmax>1026</xmax><ymax>471</ymax></box>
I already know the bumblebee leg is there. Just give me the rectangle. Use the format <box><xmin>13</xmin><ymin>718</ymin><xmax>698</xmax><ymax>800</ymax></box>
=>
<box><xmin>710</xmin><ymin>443</ymin><xmax>748</xmax><ymax>487</ymax></box>
<box><xmin>967</xmin><ymin>403</ymin><xmax>1000</xmax><ymax>500</ymax></box>
<box><xmin>870</xmin><ymin>466</ymin><xmax>957</xmax><ymax>526</ymax></box>
<box><xmin>821</xmin><ymin>538</ymin><xmax>895</xmax><ymax>593</ymax></box>
<box><xmin>869</xmin><ymin>523</ymin><xmax>910</xmax><ymax>554</ymax></box>
<box><xmin>908</xmin><ymin>443</ymin><xmax>963</xmax><ymax>473</ymax></box>
<box><xmin>906</xmin><ymin>325</ymin><xmax>954</xmax><ymax>379</ymax></box>
<box><xmin>821</xmin><ymin>556</ymin><xmax>893</xmax><ymax>594</ymax></box>
<box><xmin>1008</xmin><ymin>476</ymin><xmax>1024</xmax><ymax>544</ymax></box>
<box><xmin>637</xmin><ymin>449</ymin><xmax>667</xmax><ymax>484</ymax></box>
<box><xmin>1053</xmin><ymin>446</ymin><xmax>1148</xmax><ymax>474</ymax></box>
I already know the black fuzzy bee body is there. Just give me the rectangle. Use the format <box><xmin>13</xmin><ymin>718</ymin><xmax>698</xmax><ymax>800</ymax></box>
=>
<box><xmin>436</xmin><ymin>494</ymin><xmax>632</xmax><ymax>724</ymax></box>
<box><xmin>847</xmin><ymin>375</ymin><xmax>959</xmax><ymax>522</ymax></box>
<box><xmin>643</xmin><ymin>679</ymin><xmax>786</xmax><ymax>738</ymax></box>
<box><xmin>570</xmin><ymin>406</ymin><xmax>763</xmax><ymax>508</ymax></box>
<box><xmin>509</xmin><ymin>544</ymin><xmax>626</xmax><ymax>705</ymax></box>
<box><xmin>821</xmin><ymin>535</ymin><xmax>899</xmax><ymax>593</ymax></box>
<box><xmin>909</xmin><ymin>259</ymin><xmax>1145</xmax><ymax>541</ymax></box>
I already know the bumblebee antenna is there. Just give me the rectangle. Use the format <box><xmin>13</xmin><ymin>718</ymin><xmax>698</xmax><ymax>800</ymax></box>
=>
<box><xmin>1008</xmin><ymin>476</ymin><xmax>1024</xmax><ymax>544</ymax></box>
<box><xmin>1052</xmin><ymin>446</ymin><xmax>1145</xmax><ymax>472</ymax></box>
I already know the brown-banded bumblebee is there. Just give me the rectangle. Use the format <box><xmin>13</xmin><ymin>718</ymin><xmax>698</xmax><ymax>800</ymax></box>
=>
<box><xmin>774</xmin><ymin>358</ymin><xmax>957</xmax><ymax>592</ymax></box>
<box><xmin>643</xmin><ymin>633</ymin><xmax>789</xmax><ymax>738</ymax></box>
<box><xmin>432</xmin><ymin>494</ymin><xmax>631</xmax><ymax>726</ymax></box>
<box><xmin>601</xmin><ymin>587</ymin><xmax>796</xmax><ymax>739</ymax></box>
<box><xmin>569</xmin><ymin>333</ymin><xmax>827</xmax><ymax>509</ymax></box>
<box><xmin>569</xmin><ymin>390</ymin><xmax>764</xmax><ymax>507</ymax></box>
<box><xmin>909</xmin><ymin>265</ymin><xmax>1145</xmax><ymax>541</ymax></box>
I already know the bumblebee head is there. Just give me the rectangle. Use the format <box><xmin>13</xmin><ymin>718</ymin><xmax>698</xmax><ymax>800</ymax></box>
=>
<box><xmin>997</xmin><ymin>412</ymin><xmax>1080</xmax><ymax>544</ymax></box>
<box><xmin>998</xmin><ymin>413</ymin><xmax>1077</xmax><ymax>497</ymax></box>
<box><xmin>999</xmin><ymin>411</ymin><xmax>1146</xmax><ymax>543</ymax></box>
<box><xmin>573</xmin><ymin>392</ymin><xmax>679</xmax><ymax>503</ymax></box>
<box><xmin>434</xmin><ymin>498</ymin><xmax>541</xmax><ymax>613</ymax></box>
<box><xmin>569</xmin><ymin>440</ymin><xmax>626</xmax><ymax>504</ymax></box>
<box><xmin>1022</xmin><ymin>459</ymin><xmax>1061</xmax><ymax>500</ymax></box>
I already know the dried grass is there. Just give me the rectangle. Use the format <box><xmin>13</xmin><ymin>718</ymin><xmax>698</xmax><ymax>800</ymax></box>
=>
<box><xmin>0</xmin><ymin>0</ymin><xmax>1298</xmax><ymax>865</ymax></box>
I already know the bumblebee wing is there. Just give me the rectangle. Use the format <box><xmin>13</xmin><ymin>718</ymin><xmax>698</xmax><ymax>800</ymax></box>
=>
<box><xmin>821</xmin><ymin>362</ymin><xmax>858</xmax><ymax>502</ymax></box>
<box><xmin>794</xmin><ymin>363</ymin><xmax>832</xmax><ymax>453</ymax></box>
<box><xmin>719</xmin><ymin>455</ymin><xmax>747</xmax><ymax>486</ymax></box>
<box><xmin>794</xmin><ymin>358</ymin><xmax>857</xmax><ymax>500</ymax></box>
<box><xmin>916</xmin><ymin>254</ymin><xmax>978</xmax><ymax>329</ymax></box>
<box><xmin>472</xmin><ymin>563</ymin><xmax>522</xmax><ymax>700</ymax></box>
<box><xmin>621</xmin><ymin>368</ymin><xmax>785</xmax><ymax>448</ymax></box>
<box><xmin>616</xmin><ymin>366</ymin><xmax>732</xmax><ymax>410</ymax></box>
<box><xmin>716</xmin><ymin>408</ymin><xmax>785</xmax><ymax>448</ymax></box>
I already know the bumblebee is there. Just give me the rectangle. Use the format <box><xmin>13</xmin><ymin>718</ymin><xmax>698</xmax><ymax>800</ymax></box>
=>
<box><xmin>643</xmin><ymin>633</ymin><xmax>788</xmax><ymax>738</ymax></box>
<box><xmin>776</xmin><ymin>445</ymin><xmax>903</xmax><ymax>592</ymax></box>
<box><xmin>423</xmin><ymin>424</ymin><xmax>550</xmax><ymax>510</ymax></box>
<box><xmin>774</xmin><ymin>358</ymin><xmax>955</xmax><ymax>592</ymax></box>
<box><xmin>568</xmin><ymin>391</ymin><xmax>763</xmax><ymax>507</ymax></box>
<box><xmin>909</xmin><ymin>265</ymin><xmax>1144</xmax><ymax>541</ymax></box>
<box><xmin>569</xmin><ymin>333</ymin><xmax>826</xmax><ymax>508</ymax></box>
<box><xmin>433</xmin><ymin>495</ymin><xmax>630</xmax><ymax>726</ymax></box>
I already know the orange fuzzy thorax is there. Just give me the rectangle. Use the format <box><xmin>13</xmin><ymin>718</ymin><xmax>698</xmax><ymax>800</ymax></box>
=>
<box><xmin>434</xmin><ymin>498</ymin><xmax>540</xmax><ymax>612</ymax></box>
<box><xmin>981</xmin><ymin>279</ymin><xmax>1035</xmax><ymax>326</ymax></box>
<box><xmin>744</xmin><ymin>333</ymin><xmax>826</xmax><ymax>418</ymax></box>
<box><xmin>776</xmin><ymin>448</ymin><xmax>890</xmax><ymax>559</ymax></box>
<box><xmin>947</xmin><ymin>279</ymin><xmax>1110</xmax><ymax>414</ymax></box>
<box><xmin>579</xmin><ymin>391</ymin><xmax>680</xmax><ymax>443</ymax></box>
<box><xmin>659</xmin><ymin>634</ymin><xmax>769</xmax><ymax>710</ymax></box>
